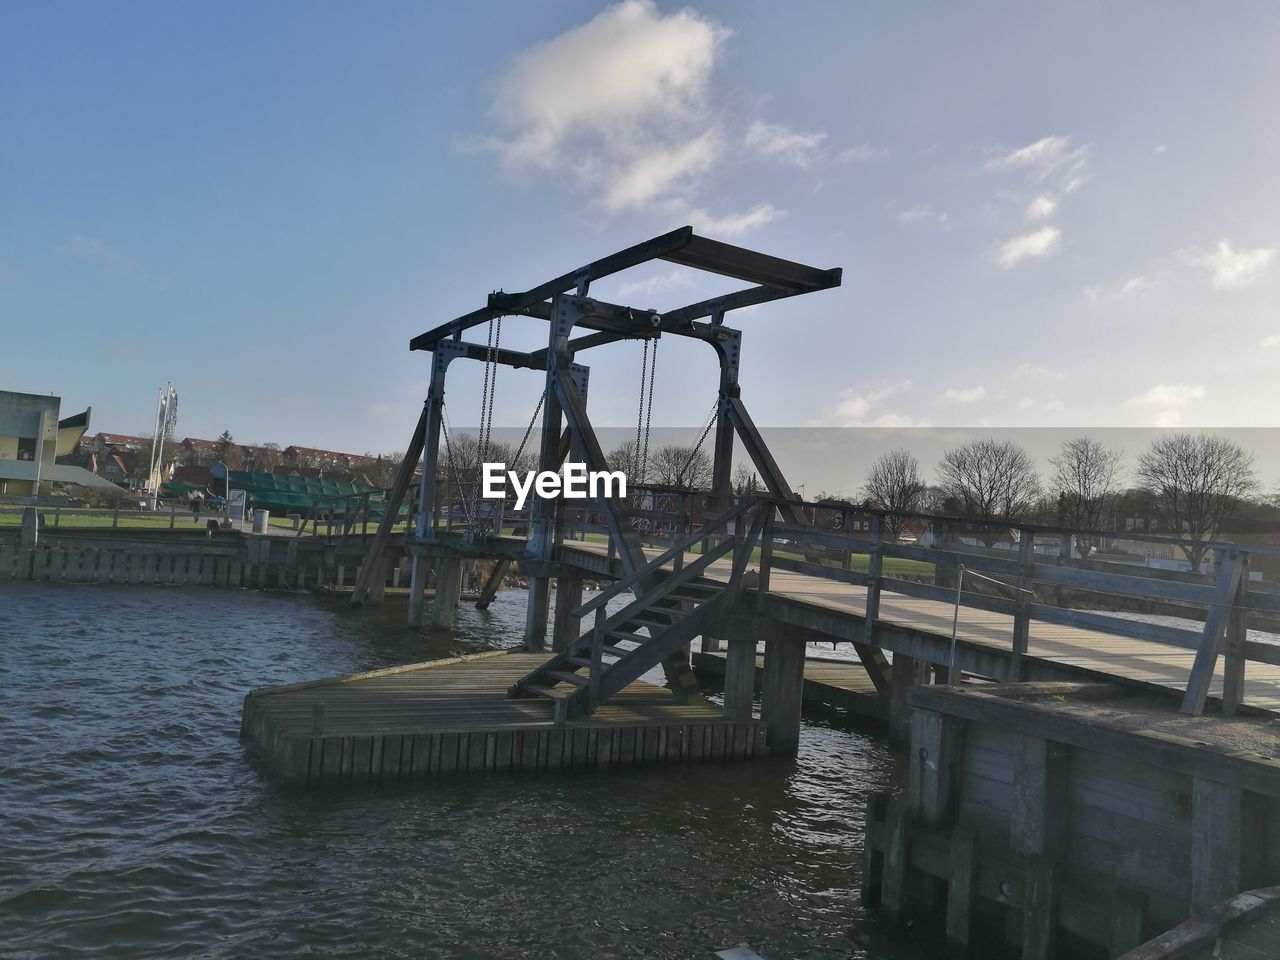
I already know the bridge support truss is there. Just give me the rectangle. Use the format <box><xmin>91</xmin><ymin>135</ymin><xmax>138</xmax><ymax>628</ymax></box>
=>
<box><xmin>355</xmin><ymin>226</ymin><xmax>841</xmax><ymax>707</ymax></box>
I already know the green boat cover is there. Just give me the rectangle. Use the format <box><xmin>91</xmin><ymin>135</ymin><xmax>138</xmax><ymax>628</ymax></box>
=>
<box><xmin>224</xmin><ymin>471</ymin><xmax>386</xmax><ymax>517</ymax></box>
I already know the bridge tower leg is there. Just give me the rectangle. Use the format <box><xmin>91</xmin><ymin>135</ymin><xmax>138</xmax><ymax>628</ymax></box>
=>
<box><xmin>552</xmin><ymin>577</ymin><xmax>584</xmax><ymax>651</ymax></box>
<box><xmin>431</xmin><ymin>558</ymin><xmax>462</xmax><ymax>629</ymax></box>
<box><xmin>761</xmin><ymin>632</ymin><xmax>806</xmax><ymax>757</ymax></box>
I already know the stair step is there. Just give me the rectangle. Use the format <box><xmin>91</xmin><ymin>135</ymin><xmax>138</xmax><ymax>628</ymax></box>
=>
<box><xmin>627</xmin><ymin>614</ymin><xmax>681</xmax><ymax>630</ymax></box>
<box><xmin>526</xmin><ymin>684</ymin><xmax>572</xmax><ymax>700</ymax></box>
<box><xmin>548</xmin><ymin>670</ymin><xmax>587</xmax><ymax>687</ymax></box>
<box><xmin>654</xmin><ymin>592</ymin><xmax>712</xmax><ymax>607</ymax></box>
<box><xmin>573</xmin><ymin>644</ymin><xmax>633</xmax><ymax>660</ymax></box>
<box><xmin>681</xmin><ymin>581</ymin><xmax>720</xmax><ymax>593</ymax></box>
<box><xmin>607</xmin><ymin>629</ymin><xmax>650</xmax><ymax>644</ymax></box>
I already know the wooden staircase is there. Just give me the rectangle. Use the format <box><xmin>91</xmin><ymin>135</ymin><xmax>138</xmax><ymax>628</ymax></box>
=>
<box><xmin>508</xmin><ymin>500</ymin><xmax>767</xmax><ymax>722</ymax></box>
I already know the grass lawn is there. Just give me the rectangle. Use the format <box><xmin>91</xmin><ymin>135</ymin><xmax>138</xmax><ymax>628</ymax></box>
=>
<box><xmin>0</xmin><ymin>508</ymin><xmax>188</xmax><ymax>530</ymax></box>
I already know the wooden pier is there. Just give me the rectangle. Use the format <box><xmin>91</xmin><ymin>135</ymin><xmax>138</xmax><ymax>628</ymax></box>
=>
<box><xmin>862</xmin><ymin>681</ymin><xmax>1280</xmax><ymax>959</ymax></box>
<box><xmin>241</xmin><ymin>651</ymin><xmax>768</xmax><ymax>784</ymax></box>
<box><xmin>1120</xmin><ymin>886</ymin><xmax>1280</xmax><ymax>959</ymax></box>
<box><xmin>692</xmin><ymin>650</ymin><xmax>887</xmax><ymax>721</ymax></box>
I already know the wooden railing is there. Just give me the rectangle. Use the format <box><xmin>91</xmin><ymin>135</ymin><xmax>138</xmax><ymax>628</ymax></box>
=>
<box><xmin>573</xmin><ymin>498</ymin><xmax>763</xmax><ymax>711</ymax></box>
<box><xmin>753</xmin><ymin>496</ymin><xmax>1280</xmax><ymax>717</ymax></box>
<box><xmin>0</xmin><ymin>502</ymin><xmax>188</xmax><ymax>530</ymax></box>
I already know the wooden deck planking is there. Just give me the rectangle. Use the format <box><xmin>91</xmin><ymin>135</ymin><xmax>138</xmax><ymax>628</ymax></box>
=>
<box><xmin>559</xmin><ymin>540</ymin><xmax>1280</xmax><ymax>712</ymax></box>
<box><xmin>242</xmin><ymin>651</ymin><xmax>769</xmax><ymax>782</ymax></box>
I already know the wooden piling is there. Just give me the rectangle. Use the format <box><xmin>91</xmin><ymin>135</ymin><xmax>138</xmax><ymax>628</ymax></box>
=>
<box><xmin>761</xmin><ymin>637</ymin><xmax>805</xmax><ymax>756</ymax></box>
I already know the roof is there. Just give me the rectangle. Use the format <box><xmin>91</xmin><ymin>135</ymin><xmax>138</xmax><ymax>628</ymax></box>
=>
<box><xmin>93</xmin><ymin>432</ymin><xmax>147</xmax><ymax>447</ymax></box>
<box><xmin>0</xmin><ymin>461</ymin><xmax>120</xmax><ymax>489</ymax></box>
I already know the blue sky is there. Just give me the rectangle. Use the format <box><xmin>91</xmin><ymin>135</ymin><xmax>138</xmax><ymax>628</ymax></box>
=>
<box><xmin>2</xmin><ymin>2</ymin><xmax>1277</xmax><ymax>478</ymax></box>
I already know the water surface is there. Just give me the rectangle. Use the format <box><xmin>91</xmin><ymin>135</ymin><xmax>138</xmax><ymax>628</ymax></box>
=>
<box><xmin>0</xmin><ymin>582</ymin><xmax>921</xmax><ymax>959</ymax></box>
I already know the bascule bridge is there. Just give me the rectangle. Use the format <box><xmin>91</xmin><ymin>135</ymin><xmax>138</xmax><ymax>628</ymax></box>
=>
<box><xmin>347</xmin><ymin>226</ymin><xmax>843</xmax><ymax>715</ymax></box>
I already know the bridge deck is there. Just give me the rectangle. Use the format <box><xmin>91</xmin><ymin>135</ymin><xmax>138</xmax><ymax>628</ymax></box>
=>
<box><xmin>549</xmin><ymin>539</ymin><xmax>1280</xmax><ymax>713</ymax></box>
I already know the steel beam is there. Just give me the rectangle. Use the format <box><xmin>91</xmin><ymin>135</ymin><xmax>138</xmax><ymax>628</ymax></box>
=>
<box><xmin>409</xmin><ymin>226</ymin><xmax>841</xmax><ymax>352</ymax></box>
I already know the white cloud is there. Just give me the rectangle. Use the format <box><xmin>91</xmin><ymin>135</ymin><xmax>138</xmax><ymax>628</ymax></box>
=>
<box><xmin>1126</xmin><ymin>383</ymin><xmax>1206</xmax><ymax>407</ymax></box>
<box><xmin>600</xmin><ymin>132</ymin><xmax>718</xmax><ymax>210</ymax></box>
<box><xmin>682</xmin><ymin>203</ymin><xmax>782</xmax><ymax>237</ymax></box>
<box><xmin>1181</xmin><ymin>240</ymin><xmax>1275</xmax><ymax>290</ymax></box>
<box><xmin>1017</xmin><ymin>395</ymin><xmax>1065</xmax><ymax>412</ymax></box>
<box><xmin>1261</xmin><ymin>333</ymin><xmax>1280</xmax><ymax>349</ymax></box>
<box><xmin>1025</xmin><ymin>195</ymin><xmax>1056</xmax><ymax>221</ymax></box>
<box><xmin>869</xmin><ymin>413</ymin><xmax>932</xmax><ymax>427</ymax></box>
<box><xmin>997</xmin><ymin>226</ymin><xmax>1061</xmax><ymax>268</ymax></box>
<box><xmin>1012</xmin><ymin>363</ymin><xmax>1066</xmax><ymax>381</ymax></box>
<box><xmin>897</xmin><ymin>203</ymin><xmax>948</xmax><ymax>227</ymax></box>
<box><xmin>828</xmin><ymin>380</ymin><xmax>916</xmax><ymax>426</ymax></box>
<box><xmin>986</xmin><ymin>135</ymin><xmax>1091</xmax><ymax>192</ymax></box>
<box><xmin>617</xmin><ymin>269</ymin><xmax>695</xmax><ymax>300</ymax></box>
<box><xmin>486</xmin><ymin>0</ymin><xmax>729</xmax><ymax>211</ymax></box>
<box><xmin>1083</xmin><ymin>272</ymin><xmax>1165</xmax><ymax>305</ymax></box>
<box><xmin>1117</xmin><ymin>275</ymin><xmax>1157</xmax><ymax>297</ymax></box>
<box><xmin>1125</xmin><ymin>382</ymin><xmax>1205</xmax><ymax>426</ymax></box>
<box><xmin>938</xmin><ymin>385</ymin><xmax>986</xmax><ymax>404</ymax></box>
<box><xmin>744</xmin><ymin>120</ymin><xmax>827</xmax><ymax>168</ymax></box>
<box><xmin>837</xmin><ymin>143</ymin><xmax>889</xmax><ymax>163</ymax></box>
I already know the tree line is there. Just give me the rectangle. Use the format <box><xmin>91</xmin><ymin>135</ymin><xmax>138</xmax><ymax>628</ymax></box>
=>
<box><xmin>422</xmin><ymin>428</ymin><xmax>1275</xmax><ymax>568</ymax></box>
<box><xmin>859</xmin><ymin>433</ymin><xmax>1271</xmax><ymax>568</ymax></box>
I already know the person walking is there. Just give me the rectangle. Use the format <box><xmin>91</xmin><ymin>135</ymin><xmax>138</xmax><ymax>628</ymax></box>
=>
<box><xmin>190</xmin><ymin>493</ymin><xmax>202</xmax><ymax>524</ymax></box>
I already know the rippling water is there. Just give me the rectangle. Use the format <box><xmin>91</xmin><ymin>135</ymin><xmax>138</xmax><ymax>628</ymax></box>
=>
<box><xmin>0</xmin><ymin>582</ymin><xmax>924</xmax><ymax>959</ymax></box>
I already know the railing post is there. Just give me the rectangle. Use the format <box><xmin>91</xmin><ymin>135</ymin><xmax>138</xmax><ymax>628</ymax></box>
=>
<box><xmin>1182</xmin><ymin>547</ymin><xmax>1245</xmax><ymax>716</ymax></box>
<box><xmin>1221</xmin><ymin>553</ymin><xmax>1251</xmax><ymax>717</ymax></box>
<box><xmin>1011</xmin><ymin>528</ymin><xmax>1034</xmax><ymax>680</ymax></box>
<box><xmin>170</xmin><ymin>502</ymin><xmax>175</xmax><ymax>529</ymax></box>
<box><xmin>588</xmin><ymin>607</ymin><xmax>605</xmax><ymax>711</ymax></box>
<box><xmin>756</xmin><ymin>504</ymin><xmax>774</xmax><ymax>611</ymax></box>
<box><xmin>55</xmin><ymin>505</ymin><xmax>61</xmax><ymax>527</ymax></box>
<box><xmin>112</xmin><ymin>505</ymin><xmax>119</xmax><ymax>529</ymax></box>
<box><xmin>864</xmin><ymin>514</ymin><xmax>883</xmax><ymax>646</ymax></box>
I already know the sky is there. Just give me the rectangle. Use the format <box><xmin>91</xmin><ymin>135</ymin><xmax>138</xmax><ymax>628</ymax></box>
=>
<box><xmin>2</xmin><ymin>1</ymin><xmax>1278</xmax><ymax>490</ymax></box>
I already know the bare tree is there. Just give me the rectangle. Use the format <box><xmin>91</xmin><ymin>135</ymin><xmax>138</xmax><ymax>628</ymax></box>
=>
<box><xmin>439</xmin><ymin>430</ymin><xmax>481</xmax><ymax>483</ymax></box>
<box><xmin>606</xmin><ymin>440</ymin><xmax>640</xmax><ymax>476</ymax></box>
<box><xmin>1049</xmin><ymin>437</ymin><xmax>1124</xmax><ymax>555</ymax></box>
<box><xmin>648</xmin><ymin>444</ymin><xmax>713</xmax><ymax>489</ymax></box>
<box><xmin>363</xmin><ymin>451</ymin><xmax>404</xmax><ymax>487</ymax></box>
<box><xmin>863</xmin><ymin>448</ymin><xmax>926</xmax><ymax>542</ymax></box>
<box><xmin>936</xmin><ymin>439</ymin><xmax>1042</xmax><ymax>546</ymax></box>
<box><xmin>1135</xmin><ymin>432</ymin><xmax>1257</xmax><ymax>570</ymax></box>
<box><xmin>732</xmin><ymin>461</ymin><xmax>761</xmax><ymax>496</ymax></box>
<box><xmin>255</xmin><ymin>442</ymin><xmax>283</xmax><ymax>472</ymax></box>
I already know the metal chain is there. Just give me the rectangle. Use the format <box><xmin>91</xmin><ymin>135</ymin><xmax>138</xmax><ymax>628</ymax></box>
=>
<box><xmin>638</xmin><ymin>336</ymin><xmax>658</xmax><ymax>486</ymax></box>
<box><xmin>512</xmin><ymin>387</ymin><xmax>545</xmax><ymax>468</ymax></box>
<box><xmin>633</xmin><ymin>339</ymin><xmax>649</xmax><ymax>480</ymax></box>
<box><xmin>478</xmin><ymin>317</ymin><xmax>495</xmax><ymax>461</ymax></box>
<box><xmin>676</xmin><ymin>398</ymin><xmax>718</xmax><ymax>486</ymax></box>
<box><xmin>480</xmin><ymin>315</ymin><xmax>501</xmax><ymax>463</ymax></box>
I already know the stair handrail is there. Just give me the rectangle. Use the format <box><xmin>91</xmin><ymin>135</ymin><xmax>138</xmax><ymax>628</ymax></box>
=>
<box><xmin>571</xmin><ymin>498</ymin><xmax>756</xmax><ymax>620</ymax></box>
